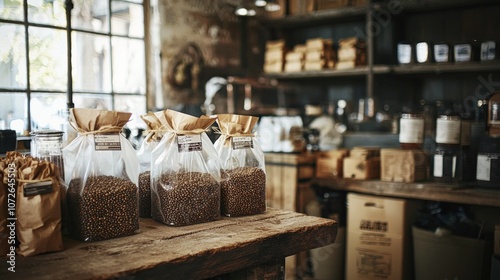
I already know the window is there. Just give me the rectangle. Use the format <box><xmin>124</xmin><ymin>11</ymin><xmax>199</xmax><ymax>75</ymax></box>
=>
<box><xmin>0</xmin><ymin>0</ymin><xmax>147</xmax><ymax>134</ymax></box>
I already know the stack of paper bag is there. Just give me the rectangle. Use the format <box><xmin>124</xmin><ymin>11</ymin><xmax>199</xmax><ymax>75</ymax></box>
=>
<box><xmin>304</xmin><ymin>38</ymin><xmax>335</xmax><ymax>71</ymax></box>
<box><xmin>336</xmin><ymin>37</ymin><xmax>366</xmax><ymax>70</ymax></box>
<box><xmin>264</xmin><ymin>40</ymin><xmax>286</xmax><ymax>73</ymax></box>
<box><xmin>284</xmin><ymin>44</ymin><xmax>306</xmax><ymax>72</ymax></box>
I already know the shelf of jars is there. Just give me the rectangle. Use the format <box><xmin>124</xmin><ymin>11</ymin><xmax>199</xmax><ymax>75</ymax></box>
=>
<box><xmin>392</xmin><ymin>61</ymin><xmax>500</xmax><ymax>75</ymax></box>
<box><xmin>262</xmin><ymin>61</ymin><xmax>500</xmax><ymax>80</ymax></box>
<box><xmin>313</xmin><ymin>177</ymin><xmax>500</xmax><ymax>208</ymax></box>
<box><xmin>263</xmin><ymin>65</ymin><xmax>391</xmax><ymax>79</ymax></box>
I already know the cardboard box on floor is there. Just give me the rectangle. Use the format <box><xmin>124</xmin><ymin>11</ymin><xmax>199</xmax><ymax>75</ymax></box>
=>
<box><xmin>346</xmin><ymin>193</ymin><xmax>420</xmax><ymax>280</ymax></box>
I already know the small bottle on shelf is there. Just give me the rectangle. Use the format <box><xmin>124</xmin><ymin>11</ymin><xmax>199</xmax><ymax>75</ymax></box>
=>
<box><xmin>433</xmin><ymin>114</ymin><xmax>461</xmax><ymax>183</ymax></box>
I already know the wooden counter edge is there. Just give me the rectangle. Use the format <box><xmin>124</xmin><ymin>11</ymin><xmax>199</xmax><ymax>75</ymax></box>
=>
<box><xmin>1</xmin><ymin>209</ymin><xmax>337</xmax><ymax>280</ymax></box>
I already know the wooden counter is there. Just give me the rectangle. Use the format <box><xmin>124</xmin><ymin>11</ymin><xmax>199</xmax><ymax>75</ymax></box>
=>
<box><xmin>313</xmin><ymin>178</ymin><xmax>500</xmax><ymax>207</ymax></box>
<box><xmin>1</xmin><ymin>208</ymin><xmax>337</xmax><ymax>280</ymax></box>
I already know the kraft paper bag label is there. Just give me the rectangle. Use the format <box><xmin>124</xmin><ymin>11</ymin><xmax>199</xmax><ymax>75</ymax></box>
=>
<box><xmin>24</xmin><ymin>181</ymin><xmax>53</xmax><ymax>197</ymax></box>
<box><xmin>231</xmin><ymin>136</ymin><xmax>253</xmax><ymax>150</ymax></box>
<box><xmin>177</xmin><ymin>134</ymin><xmax>202</xmax><ymax>152</ymax></box>
<box><xmin>94</xmin><ymin>134</ymin><xmax>121</xmax><ymax>151</ymax></box>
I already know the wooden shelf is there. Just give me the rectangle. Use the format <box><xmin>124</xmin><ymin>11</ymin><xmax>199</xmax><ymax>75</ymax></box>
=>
<box><xmin>313</xmin><ymin>178</ymin><xmax>500</xmax><ymax>208</ymax></box>
<box><xmin>263</xmin><ymin>65</ymin><xmax>391</xmax><ymax>80</ymax></box>
<box><xmin>260</xmin><ymin>6</ymin><xmax>367</xmax><ymax>28</ymax></box>
<box><xmin>392</xmin><ymin>61</ymin><xmax>500</xmax><ymax>75</ymax></box>
<box><xmin>0</xmin><ymin>209</ymin><xmax>337</xmax><ymax>280</ymax></box>
<box><xmin>397</xmin><ymin>0</ymin><xmax>499</xmax><ymax>13</ymax></box>
<box><xmin>262</xmin><ymin>62</ymin><xmax>500</xmax><ymax>80</ymax></box>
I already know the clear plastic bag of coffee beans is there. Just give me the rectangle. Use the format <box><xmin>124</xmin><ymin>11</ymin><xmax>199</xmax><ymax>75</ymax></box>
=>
<box><xmin>63</xmin><ymin>108</ymin><xmax>140</xmax><ymax>242</ymax></box>
<box><xmin>150</xmin><ymin>109</ymin><xmax>222</xmax><ymax>226</ymax></box>
<box><xmin>214</xmin><ymin>114</ymin><xmax>266</xmax><ymax>217</ymax></box>
<box><xmin>137</xmin><ymin>112</ymin><xmax>163</xmax><ymax>218</ymax></box>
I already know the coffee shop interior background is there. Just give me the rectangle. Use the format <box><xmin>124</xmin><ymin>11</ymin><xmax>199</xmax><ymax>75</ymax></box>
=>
<box><xmin>1</xmin><ymin>0</ymin><xmax>500</xmax><ymax>139</ymax></box>
<box><xmin>2</xmin><ymin>0</ymin><xmax>500</xmax><ymax>280</ymax></box>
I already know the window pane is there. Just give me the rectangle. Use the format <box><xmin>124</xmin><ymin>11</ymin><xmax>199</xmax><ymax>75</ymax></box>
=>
<box><xmin>73</xmin><ymin>31</ymin><xmax>111</xmax><ymax>93</ymax></box>
<box><xmin>114</xmin><ymin>94</ymin><xmax>146</xmax><ymax>129</ymax></box>
<box><xmin>0</xmin><ymin>92</ymin><xmax>28</xmax><ymax>134</ymax></box>
<box><xmin>27</xmin><ymin>0</ymin><xmax>66</xmax><ymax>27</ymax></box>
<box><xmin>29</xmin><ymin>26</ymin><xmax>67</xmax><ymax>91</ymax></box>
<box><xmin>72</xmin><ymin>0</ymin><xmax>109</xmax><ymax>33</ymax></box>
<box><xmin>112</xmin><ymin>37</ymin><xmax>145</xmax><ymax>94</ymax></box>
<box><xmin>111</xmin><ymin>1</ymin><xmax>143</xmax><ymax>38</ymax></box>
<box><xmin>0</xmin><ymin>23</ymin><xmax>26</xmax><ymax>89</ymax></box>
<box><xmin>0</xmin><ymin>0</ymin><xmax>24</xmax><ymax>21</ymax></box>
<box><xmin>30</xmin><ymin>92</ymin><xmax>67</xmax><ymax>131</ymax></box>
<box><xmin>73</xmin><ymin>93</ymin><xmax>112</xmax><ymax>110</ymax></box>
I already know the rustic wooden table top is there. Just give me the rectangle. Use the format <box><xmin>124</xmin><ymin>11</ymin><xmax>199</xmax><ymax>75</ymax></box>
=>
<box><xmin>1</xmin><ymin>208</ymin><xmax>337</xmax><ymax>280</ymax></box>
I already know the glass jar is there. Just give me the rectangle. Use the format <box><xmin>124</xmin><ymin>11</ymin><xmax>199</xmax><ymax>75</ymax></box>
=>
<box><xmin>399</xmin><ymin>113</ymin><xmax>425</xmax><ymax>149</ymax></box>
<box><xmin>433</xmin><ymin>115</ymin><xmax>461</xmax><ymax>183</ymax></box>
<box><xmin>31</xmin><ymin>130</ymin><xmax>65</xmax><ymax>180</ymax></box>
<box><xmin>436</xmin><ymin>115</ymin><xmax>461</xmax><ymax>145</ymax></box>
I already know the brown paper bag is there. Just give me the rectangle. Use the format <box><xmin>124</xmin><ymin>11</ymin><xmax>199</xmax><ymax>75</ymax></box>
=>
<box><xmin>0</xmin><ymin>152</ymin><xmax>24</xmax><ymax>256</ymax></box>
<box><xmin>16</xmin><ymin>157</ymin><xmax>63</xmax><ymax>257</ymax></box>
<box><xmin>0</xmin><ymin>156</ymin><xmax>9</xmax><ymax>256</ymax></box>
<box><xmin>214</xmin><ymin>114</ymin><xmax>266</xmax><ymax>217</ymax></box>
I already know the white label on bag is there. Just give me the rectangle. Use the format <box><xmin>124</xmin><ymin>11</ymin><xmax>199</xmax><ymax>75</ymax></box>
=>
<box><xmin>24</xmin><ymin>181</ymin><xmax>53</xmax><ymax>197</ymax></box>
<box><xmin>177</xmin><ymin>134</ymin><xmax>202</xmax><ymax>152</ymax></box>
<box><xmin>232</xmin><ymin>136</ymin><xmax>253</xmax><ymax>150</ymax></box>
<box><xmin>95</xmin><ymin>134</ymin><xmax>121</xmax><ymax>151</ymax></box>
<box><xmin>477</xmin><ymin>154</ymin><xmax>491</xmax><ymax>181</ymax></box>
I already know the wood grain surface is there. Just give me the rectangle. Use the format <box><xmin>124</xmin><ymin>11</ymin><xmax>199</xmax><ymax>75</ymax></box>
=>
<box><xmin>0</xmin><ymin>208</ymin><xmax>337</xmax><ymax>280</ymax></box>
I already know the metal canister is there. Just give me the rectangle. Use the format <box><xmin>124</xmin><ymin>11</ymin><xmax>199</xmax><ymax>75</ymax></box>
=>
<box><xmin>399</xmin><ymin>113</ymin><xmax>425</xmax><ymax>149</ymax></box>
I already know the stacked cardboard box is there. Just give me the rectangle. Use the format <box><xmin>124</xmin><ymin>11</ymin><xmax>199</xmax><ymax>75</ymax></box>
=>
<box><xmin>336</xmin><ymin>37</ymin><xmax>366</xmax><ymax>70</ymax></box>
<box><xmin>343</xmin><ymin>147</ymin><xmax>380</xmax><ymax>179</ymax></box>
<box><xmin>264</xmin><ymin>40</ymin><xmax>286</xmax><ymax>73</ymax></box>
<box><xmin>380</xmin><ymin>148</ymin><xmax>429</xmax><ymax>182</ymax></box>
<box><xmin>315</xmin><ymin>149</ymin><xmax>350</xmax><ymax>178</ymax></box>
<box><xmin>284</xmin><ymin>44</ymin><xmax>306</xmax><ymax>72</ymax></box>
<box><xmin>346</xmin><ymin>193</ymin><xmax>419</xmax><ymax>280</ymax></box>
<box><xmin>304</xmin><ymin>38</ymin><xmax>335</xmax><ymax>71</ymax></box>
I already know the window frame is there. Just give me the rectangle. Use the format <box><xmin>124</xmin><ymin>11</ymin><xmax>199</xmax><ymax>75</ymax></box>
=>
<box><xmin>0</xmin><ymin>0</ymin><xmax>150</xmax><ymax>133</ymax></box>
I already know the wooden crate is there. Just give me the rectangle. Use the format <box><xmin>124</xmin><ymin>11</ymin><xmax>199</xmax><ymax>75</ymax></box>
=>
<box><xmin>264</xmin><ymin>152</ymin><xmax>316</xmax><ymax>212</ymax></box>
<box><xmin>264</xmin><ymin>152</ymin><xmax>318</xmax><ymax>279</ymax></box>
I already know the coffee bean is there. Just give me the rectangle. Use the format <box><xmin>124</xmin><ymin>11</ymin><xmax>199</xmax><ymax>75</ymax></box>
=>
<box><xmin>138</xmin><ymin>171</ymin><xmax>151</xmax><ymax>218</ymax></box>
<box><xmin>151</xmin><ymin>171</ymin><xmax>220</xmax><ymax>226</ymax></box>
<box><xmin>67</xmin><ymin>175</ymin><xmax>139</xmax><ymax>242</ymax></box>
<box><xmin>221</xmin><ymin>167</ymin><xmax>266</xmax><ymax>217</ymax></box>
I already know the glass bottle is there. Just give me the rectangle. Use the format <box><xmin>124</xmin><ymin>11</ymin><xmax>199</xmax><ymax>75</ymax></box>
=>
<box><xmin>31</xmin><ymin>130</ymin><xmax>65</xmax><ymax>180</ymax></box>
<box><xmin>433</xmin><ymin>115</ymin><xmax>461</xmax><ymax>183</ymax></box>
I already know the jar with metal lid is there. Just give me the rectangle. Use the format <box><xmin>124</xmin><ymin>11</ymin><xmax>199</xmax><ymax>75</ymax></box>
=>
<box><xmin>31</xmin><ymin>130</ymin><xmax>65</xmax><ymax>180</ymax></box>
<box><xmin>436</xmin><ymin>115</ymin><xmax>461</xmax><ymax>145</ymax></box>
<box><xmin>399</xmin><ymin>113</ymin><xmax>425</xmax><ymax>149</ymax></box>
